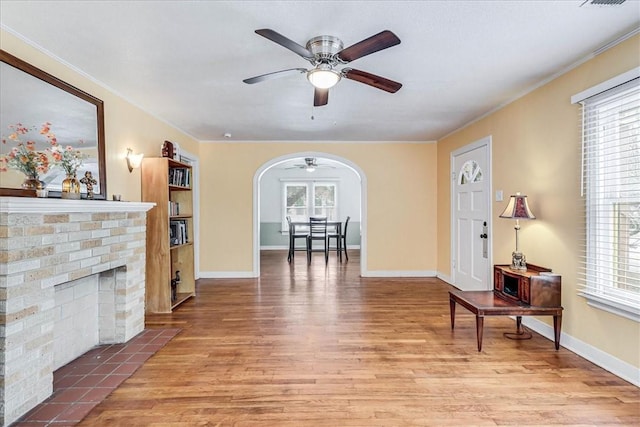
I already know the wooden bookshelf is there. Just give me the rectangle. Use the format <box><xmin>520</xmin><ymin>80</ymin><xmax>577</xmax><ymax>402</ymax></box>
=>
<box><xmin>142</xmin><ymin>157</ymin><xmax>195</xmax><ymax>313</ymax></box>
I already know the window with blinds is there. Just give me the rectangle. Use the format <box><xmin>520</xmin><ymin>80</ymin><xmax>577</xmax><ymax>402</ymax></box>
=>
<box><xmin>576</xmin><ymin>76</ymin><xmax>640</xmax><ymax>321</ymax></box>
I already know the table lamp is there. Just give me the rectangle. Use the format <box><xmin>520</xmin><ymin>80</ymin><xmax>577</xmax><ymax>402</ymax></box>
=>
<box><xmin>499</xmin><ymin>192</ymin><xmax>536</xmax><ymax>271</ymax></box>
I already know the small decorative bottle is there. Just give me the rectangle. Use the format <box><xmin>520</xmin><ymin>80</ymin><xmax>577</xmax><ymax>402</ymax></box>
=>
<box><xmin>61</xmin><ymin>173</ymin><xmax>81</xmax><ymax>199</ymax></box>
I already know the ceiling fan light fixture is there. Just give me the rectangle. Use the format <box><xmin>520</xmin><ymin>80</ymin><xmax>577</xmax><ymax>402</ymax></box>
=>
<box><xmin>305</xmin><ymin>157</ymin><xmax>317</xmax><ymax>172</ymax></box>
<box><xmin>307</xmin><ymin>65</ymin><xmax>341</xmax><ymax>89</ymax></box>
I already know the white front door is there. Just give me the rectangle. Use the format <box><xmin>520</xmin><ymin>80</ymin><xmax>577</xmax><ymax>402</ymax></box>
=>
<box><xmin>452</xmin><ymin>138</ymin><xmax>491</xmax><ymax>290</ymax></box>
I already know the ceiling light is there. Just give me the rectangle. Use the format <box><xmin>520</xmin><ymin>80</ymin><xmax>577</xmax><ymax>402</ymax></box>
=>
<box><xmin>306</xmin><ymin>165</ymin><xmax>316</xmax><ymax>172</ymax></box>
<box><xmin>307</xmin><ymin>65</ymin><xmax>341</xmax><ymax>89</ymax></box>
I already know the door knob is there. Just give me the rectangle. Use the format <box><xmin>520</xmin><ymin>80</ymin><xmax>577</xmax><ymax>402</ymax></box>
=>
<box><xmin>480</xmin><ymin>233</ymin><xmax>488</xmax><ymax>239</ymax></box>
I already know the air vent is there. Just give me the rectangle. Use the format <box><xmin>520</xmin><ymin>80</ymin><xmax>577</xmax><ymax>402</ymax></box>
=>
<box><xmin>582</xmin><ymin>0</ymin><xmax>626</xmax><ymax>5</ymax></box>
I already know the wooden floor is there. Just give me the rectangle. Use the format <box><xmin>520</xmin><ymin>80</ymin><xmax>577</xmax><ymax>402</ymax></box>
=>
<box><xmin>80</xmin><ymin>250</ymin><xmax>639</xmax><ymax>426</ymax></box>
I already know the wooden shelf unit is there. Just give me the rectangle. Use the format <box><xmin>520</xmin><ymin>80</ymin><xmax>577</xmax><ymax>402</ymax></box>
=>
<box><xmin>142</xmin><ymin>157</ymin><xmax>195</xmax><ymax>313</ymax></box>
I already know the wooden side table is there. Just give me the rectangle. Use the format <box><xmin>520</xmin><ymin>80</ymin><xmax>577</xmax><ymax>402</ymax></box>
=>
<box><xmin>449</xmin><ymin>289</ymin><xmax>563</xmax><ymax>351</ymax></box>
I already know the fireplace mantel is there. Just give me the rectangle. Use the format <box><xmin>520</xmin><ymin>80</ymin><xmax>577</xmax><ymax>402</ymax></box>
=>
<box><xmin>0</xmin><ymin>197</ymin><xmax>155</xmax><ymax>426</ymax></box>
<box><xmin>0</xmin><ymin>197</ymin><xmax>155</xmax><ymax>213</ymax></box>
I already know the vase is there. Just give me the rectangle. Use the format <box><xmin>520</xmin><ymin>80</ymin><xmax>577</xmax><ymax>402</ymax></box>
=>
<box><xmin>61</xmin><ymin>173</ymin><xmax>81</xmax><ymax>199</ymax></box>
<box><xmin>22</xmin><ymin>175</ymin><xmax>45</xmax><ymax>191</ymax></box>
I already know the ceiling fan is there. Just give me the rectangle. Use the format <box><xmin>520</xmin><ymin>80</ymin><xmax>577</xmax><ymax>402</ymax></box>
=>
<box><xmin>286</xmin><ymin>157</ymin><xmax>335</xmax><ymax>172</ymax></box>
<box><xmin>243</xmin><ymin>29</ymin><xmax>402</xmax><ymax>107</ymax></box>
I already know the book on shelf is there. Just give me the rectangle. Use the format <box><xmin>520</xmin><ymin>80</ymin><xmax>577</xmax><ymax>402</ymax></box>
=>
<box><xmin>169</xmin><ymin>201</ymin><xmax>180</xmax><ymax>216</ymax></box>
<box><xmin>168</xmin><ymin>167</ymin><xmax>191</xmax><ymax>187</ymax></box>
<box><xmin>169</xmin><ymin>219</ymin><xmax>189</xmax><ymax>246</ymax></box>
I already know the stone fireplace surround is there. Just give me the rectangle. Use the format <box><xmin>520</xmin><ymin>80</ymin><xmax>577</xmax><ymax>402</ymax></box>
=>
<box><xmin>0</xmin><ymin>197</ymin><xmax>154</xmax><ymax>426</ymax></box>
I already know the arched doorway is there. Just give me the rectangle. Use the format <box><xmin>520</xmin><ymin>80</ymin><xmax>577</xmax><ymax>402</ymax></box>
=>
<box><xmin>252</xmin><ymin>152</ymin><xmax>368</xmax><ymax>277</ymax></box>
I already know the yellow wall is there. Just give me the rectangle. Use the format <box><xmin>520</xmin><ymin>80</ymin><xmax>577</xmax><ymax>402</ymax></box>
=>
<box><xmin>437</xmin><ymin>35</ymin><xmax>640</xmax><ymax>368</ymax></box>
<box><xmin>199</xmin><ymin>142</ymin><xmax>438</xmax><ymax>273</ymax></box>
<box><xmin>1</xmin><ymin>29</ymin><xmax>200</xmax><ymax>202</ymax></box>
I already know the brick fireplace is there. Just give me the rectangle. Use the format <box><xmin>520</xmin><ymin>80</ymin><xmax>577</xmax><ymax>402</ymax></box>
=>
<box><xmin>0</xmin><ymin>197</ymin><xmax>154</xmax><ymax>426</ymax></box>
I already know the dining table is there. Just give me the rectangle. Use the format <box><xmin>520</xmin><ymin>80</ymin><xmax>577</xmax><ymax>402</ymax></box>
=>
<box><xmin>289</xmin><ymin>218</ymin><xmax>343</xmax><ymax>260</ymax></box>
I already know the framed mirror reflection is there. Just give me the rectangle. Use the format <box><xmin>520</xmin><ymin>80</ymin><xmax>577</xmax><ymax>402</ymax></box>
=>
<box><xmin>0</xmin><ymin>50</ymin><xmax>107</xmax><ymax>199</ymax></box>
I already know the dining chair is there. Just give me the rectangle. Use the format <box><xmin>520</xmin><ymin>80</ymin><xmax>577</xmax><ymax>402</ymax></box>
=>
<box><xmin>286</xmin><ymin>216</ymin><xmax>308</xmax><ymax>262</ymax></box>
<box><xmin>329</xmin><ymin>216</ymin><xmax>350</xmax><ymax>261</ymax></box>
<box><xmin>307</xmin><ymin>216</ymin><xmax>328</xmax><ymax>264</ymax></box>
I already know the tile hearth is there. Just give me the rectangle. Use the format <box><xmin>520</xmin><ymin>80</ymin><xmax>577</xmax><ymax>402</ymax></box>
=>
<box><xmin>14</xmin><ymin>328</ymin><xmax>180</xmax><ymax>426</ymax></box>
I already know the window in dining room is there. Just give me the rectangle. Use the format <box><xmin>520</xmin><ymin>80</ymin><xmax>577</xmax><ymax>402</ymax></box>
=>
<box><xmin>283</xmin><ymin>181</ymin><xmax>338</xmax><ymax>228</ymax></box>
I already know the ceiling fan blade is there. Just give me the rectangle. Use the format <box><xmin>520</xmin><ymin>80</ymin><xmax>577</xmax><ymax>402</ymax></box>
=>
<box><xmin>336</xmin><ymin>30</ymin><xmax>401</xmax><ymax>63</ymax></box>
<box><xmin>243</xmin><ymin>68</ymin><xmax>307</xmax><ymax>84</ymax></box>
<box><xmin>255</xmin><ymin>29</ymin><xmax>314</xmax><ymax>59</ymax></box>
<box><xmin>342</xmin><ymin>68</ymin><xmax>402</xmax><ymax>93</ymax></box>
<box><xmin>314</xmin><ymin>88</ymin><xmax>329</xmax><ymax>107</ymax></box>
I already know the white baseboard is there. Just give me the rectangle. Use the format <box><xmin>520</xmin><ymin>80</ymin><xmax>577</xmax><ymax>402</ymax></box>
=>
<box><xmin>363</xmin><ymin>270</ymin><xmax>437</xmax><ymax>278</ymax></box>
<box><xmin>437</xmin><ymin>272</ymin><xmax>454</xmax><ymax>285</ymax></box>
<box><xmin>202</xmin><ymin>269</ymin><xmax>437</xmax><ymax>279</ymax></box>
<box><xmin>521</xmin><ymin>316</ymin><xmax>640</xmax><ymax>387</ymax></box>
<box><xmin>259</xmin><ymin>245</ymin><xmax>361</xmax><ymax>251</ymax></box>
<box><xmin>199</xmin><ymin>271</ymin><xmax>257</xmax><ymax>279</ymax></box>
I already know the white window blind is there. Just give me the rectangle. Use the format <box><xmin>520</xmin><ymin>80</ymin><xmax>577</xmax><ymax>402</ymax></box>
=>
<box><xmin>577</xmin><ymin>77</ymin><xmax>640</xmax><ymax>321</ymax></box>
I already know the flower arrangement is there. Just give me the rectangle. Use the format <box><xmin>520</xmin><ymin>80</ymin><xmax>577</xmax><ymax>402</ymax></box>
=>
<box><xmin>1</xmin><ymin>122</ymin><xmax>86</xmax><ymax>178</ymax></box>
<box><xmin>49</xmin><ymin>142</ymin><xmax>87</xmax><ymax>176</ymax></box>
<box><xmin>0</xmin><ymin>123</ymin><xmax>53</xmax><ymax>177</ymax></box>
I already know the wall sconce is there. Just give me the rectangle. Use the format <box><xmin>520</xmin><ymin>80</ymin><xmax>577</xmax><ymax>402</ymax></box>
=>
<box><xmin>499</xmin><ymin>192</ymin><xmax>536</xmax><ymax>271</ymax></box>
<box><xmin>126</xmin><ymin>148</ymin><xmax>144</xmax><ymax>173</ymax></box>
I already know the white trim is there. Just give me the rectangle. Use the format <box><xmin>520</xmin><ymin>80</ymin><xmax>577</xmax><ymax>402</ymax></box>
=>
<box><xmin>521</xmin><ymin>317</ymin><xmax>640</xmax><ymax>387</ymax></box>
<box><xmin>253</xmin><ymin>152</ymin><xmax>367</xmax><ymax>277</ymax></box>
<box><xmin>579</xmin><ymin>291</ymin><xmax>640</xmax><ymax>323</ymax></box>
<box><xmin>437</xmin><ymin>272</ymin><xmax>454</xmax><ymax>285</ymax></box>
<box><xmin>571</xmin><ymin>67</ymin><xmax>640</xmax><ymax>104</ymax></box>
<box><xmin>178</xmin><ymin>149</ymin><xmax>200</xmax><ymax>280</ymax></box>
<box><xmin>363</xmin><ymin>270</ymin><xmax>437</xmax><ymax>278</ymax></box>
<box><xmin>201</xmin><ymin>139</ymin><xmax>437</xmax><ymax>144</ymax></box>
<box><xmin>0</xmin><ymin>197</ymin><xmax>154</xmax><ymax>213</ymax></box>
<box><xmin>592</xmin><ymin>27</ymin><xmax>640</xmax><ymax>56</ymax></box>
<box><xmin>199</xmin><ymin>271</ymin><xmax>257</xmax><ymax>279</ymax></box>
<box><xmin>260</xmin><ymin>245</ymin><xmax>289</xmax><ymax>251</ymax></box>
<box><xmin>449</xmin><ymin>136</ymin><xmax>493</xmax><ymax>289</ymax></box>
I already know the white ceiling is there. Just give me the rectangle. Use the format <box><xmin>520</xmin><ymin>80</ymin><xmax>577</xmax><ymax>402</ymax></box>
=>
<box><xmin>1</xmin><ymin>1</ymin><xmax>639</xmax><ymax>142</ymax></box>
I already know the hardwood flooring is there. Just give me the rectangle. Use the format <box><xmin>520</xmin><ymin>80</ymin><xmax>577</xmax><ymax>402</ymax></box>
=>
<box><xmin>80</xmin><ymin>250</ymin><xmax>639</xmax><ymax>426</ymax></box>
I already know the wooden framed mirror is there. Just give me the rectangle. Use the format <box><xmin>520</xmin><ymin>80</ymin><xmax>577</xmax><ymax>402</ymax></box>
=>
<box><xmin>0</xmin><ymin>50</ymin><xmax>107</xmax><ymax>199</ymax></box>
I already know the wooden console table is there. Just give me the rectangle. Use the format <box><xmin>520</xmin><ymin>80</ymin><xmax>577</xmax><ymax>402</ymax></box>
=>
<box><xmin>449</xmin><ymin>264</ymin><xmax>563</xmax><ymax>351</ymax></box>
